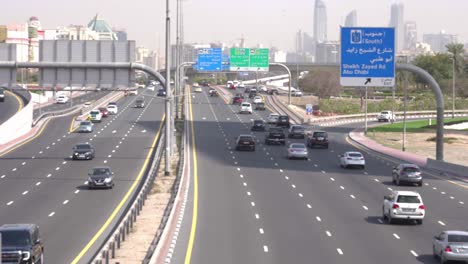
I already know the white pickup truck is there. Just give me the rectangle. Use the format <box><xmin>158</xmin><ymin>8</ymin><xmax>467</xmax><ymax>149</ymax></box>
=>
<box><xmin>377</xmin><ymin>111</ymin><xmax>396</xmax><ymax>122</ymax></box>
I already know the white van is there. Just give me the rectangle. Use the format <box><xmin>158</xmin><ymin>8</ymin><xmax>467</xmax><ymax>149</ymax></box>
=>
<box><xmin>89</xmin><ymin>109</ymin><xmax>102</xmax><ymax>123</ymax></box>
<box><xmin>240</xmin><ymin>102</ymin><xmax>253</xmax><ymax>114</ymax></box>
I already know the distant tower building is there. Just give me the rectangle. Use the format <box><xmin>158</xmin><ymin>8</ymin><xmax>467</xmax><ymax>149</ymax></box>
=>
<box><xmin>114</xmin><ymin>28</ymin><xmax>127</xmax><ymax>41</ymax></box>
<box><xmin>313</xmin><ymin>0</ymin><xmax>327</xmax><ymax>43</ymax></box>
<box><xmin>404</xmin><ymin>21</ymin><xmax>417</xmax><ymax>50</ymax></box>
<box><xmin>344</xmin><ymin>10</ymin><xmax>357</xmax><ymax>27</ymax></box>
<box><xmin>423</xmin><ymin>31</ymin><xmax>458</xmax><ymax>53</ymax></box>
<box><xmin>389</xmin><ymin>2</ymin><xmax>405</xmax><ymax>52</ymax></box>
<box><xmin>87</xmin><ymin>14</ymin><xmax>117</xmax><ymax>40</ymax></box>
<box><xmin>296</xmin><ymin>30</ymin><xmax>304</xmax><ymax>54</ymax></box>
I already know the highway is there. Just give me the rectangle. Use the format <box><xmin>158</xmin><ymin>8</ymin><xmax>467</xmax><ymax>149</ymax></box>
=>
<box><xmin>0</xmin><ymin>90</ymin><xmax>23</xmax><ymax>125</ymax></box>
<box><xmin>0</xmin><ymin>88</ymin><xmax>164</xmax><ymax>263</ymax></box>
<box><xmin>171</xmin><ymin>86</ymin><xmax>468</xmax><ymax>264</ymax></box>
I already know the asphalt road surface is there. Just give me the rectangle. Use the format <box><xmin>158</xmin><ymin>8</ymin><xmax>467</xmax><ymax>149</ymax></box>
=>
<box><xmin>0</xmin><ymin>87</ymin><xmax>165</xmax><ymax>263</ymax></box>
<box><xmin>0</xmin><ymin>90</ymin><xmax>23</xmax><ymax>125</ymax></box>
<box><xmin>171</xmin><ymin>86</ymin><xmax>468</xmax><ymax>264</ymax></box>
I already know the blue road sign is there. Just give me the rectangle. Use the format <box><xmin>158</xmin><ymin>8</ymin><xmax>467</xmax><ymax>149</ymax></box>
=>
<box><xmin>340</xmin><ymin>27</ymin><xmax>395</xmax><ymax>87</ymax></box>
<box><xmin>196</xmin><ymin>48</ymin><xmax>222</xmax><ymax>71</ymax></box>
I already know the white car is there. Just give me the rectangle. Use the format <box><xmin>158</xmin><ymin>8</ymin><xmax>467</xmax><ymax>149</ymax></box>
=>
<box><xmin>89</xmin><ymin>109</ymin><xmax>102</xmax><ymax>123</ymax></box>
<box><xmin>129</xmin><ymin>89</ymin><xmax>138</xmax><ymax>96</ymax></box>
<box><xmin>267</xmin><ymin>113</ymin><xmax>280</xmax><ymax>124</ymax></box>
<box><xmin>259</xmin><ymin>86</ymin><xmax>268</xmax><ymax>93</ymax></box>
<box><xmin>194</xmin><ymin>87</ymin><xmax>202</xmax><ymax>93</ymax></box>
<box><xmin>377</xmin><ymin>111</ymin><xmax>395</xmax><ymax>122</ymax></box>
<box><xmin>233</xmin><ymin>80</ymin><xmax>240</xmax><ymax>87</ymax></box>
<box><xmin>383</xmin><ymin>190</ymin><xmax>425</xmax><ymax>224</ymax></box>
<box><xmin>226</xmin><ymin>81</ymin><xmax>233</xmax><ymax>88</ymax></box>
<box><xmin>56</xmin><ymin>95</ymin><xmax>69</xmax><ymax>104</ymax></box>
<box><xmin>433</xmin><ymin>230</ymin><xmax>468</xmax><ymax>263</ymax></box>
<box><xmin>238</xmin><ymin>83</ymin><xmax>245</xmax><ymax>88</ymax></box>
<box><xmin>240</xmin><ymin>102</ymin><xmax>252</xmax><ymax>114</ymax></box>
<box><xmin>147</xmin><ymin>85</ymin><xmax>155</xmax><ymax>91</ymax></box>
<box><xmin>83</xmin><ymin>101</ymin><xmax>92</xmax><ymax>108</ymax></box>
<box><xmin>193</xmin><ymin>82</ymin><xmax>199</xmax><ymax>87</ymax></box>
<box><xmin>292</xmin><ymin>90</ymin><xmax>303</xmax><ymax>97</ymax></box>
<box><xmin>107</xmin><ymin>104</ymin><xmax>118</xmax><ymax>114</ymax></box>
<box><xmin>253</xmin><ymin>96</ymin><xmax>263</xmax><ymax>104</ymax></box>
<box><xmin>339</xmin><ymin>151</ymin><xmax>365</xmax><ymax>169</ymax></box>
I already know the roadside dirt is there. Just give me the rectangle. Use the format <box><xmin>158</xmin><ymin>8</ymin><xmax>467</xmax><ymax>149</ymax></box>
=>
<box><xmin>368</xmin><ymin>130</ymin><xmax>468</xmax><ymax>166</ymax></box>
<box><xmin>110</xmin><ymin>150</ymin><xmax>178</xmax><ymax>264</ymax></box>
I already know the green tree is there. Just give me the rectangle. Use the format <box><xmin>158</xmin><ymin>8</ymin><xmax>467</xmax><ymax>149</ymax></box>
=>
<box><xmin>413</xmin><ymin>53</ymin><xmax>452</xmax><ymax>91</ymax></box>
<box><xmin>446</xmin><ymin>43</ymin><xmax>465</xmax><ymax>75</ymax></box>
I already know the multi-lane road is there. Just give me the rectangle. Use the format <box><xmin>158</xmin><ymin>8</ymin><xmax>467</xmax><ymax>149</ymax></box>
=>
<box><xmin>0</xmin><ymin>89</ymin><xmax>23</xmax><ymax>124</ymax></box>
<box><xmin>0</xmin><ymin>89</ymin><xmax>165</xmax><ymax>263</ymax></box>
<box><xmin>171</xmin><ymin>86</ymin><xmax>468</xmax><ymax>264</ymax></box>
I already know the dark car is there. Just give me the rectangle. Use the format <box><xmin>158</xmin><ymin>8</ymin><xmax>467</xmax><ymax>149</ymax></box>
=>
<box><xmin>244</xmin><ymin>87</ymin><xmax>251</xmax><ymax>93</ymax></box>
<box><xmin>235</xmin><ymin>93</ymin><xmax>245</xmax><ymax>99</ymax></box>
<box><xmin>98</xmin><ymin>107</ymin><xmax>109</xmax><ymax>117</ymax></box>
<box><xmin>135</xmin><ymin>97</ymin><xmax>145</xmax><ymax>108</ymax></box>
<box><xmin>88</xmin><ymin>166</ymin><xmax>115</xmax><ymax>189</ymax></box>
<box><xmin>392</xmin><ymin>164</ymin><xmax>423</xmax><ymax>186</ymax></box>
<box><xmin>265</xmin><ymin>127</ymin><xmax>286</xmax><ymax>145</ymax></box>
<box><xmin>248</xmin><ymin>91</ymin><xmax>257</xmax><ymax>99</ymax></box>
<box><xmin>0</xmin><ymin>224</ymin><xmax>44</xmax><ymax>264</ymax></box>
<box><xmin>255</xmin><ymin>102</ymin><xmax>266</xmax><ymax>110</ymax></box>
<box><xmin>232</xmin><ymin>96</ymin><xmax>243</xmax><ymax>105</ymax></box>
<box><xmin>157</xmin><ymin>89</ymin><xmax>166</xmax><ymax>97</ymax></box>
<box><xmin>72</xmin><ymin>143</ymin><xmax>96</xmax><ymax>160</ymax></box>
<box><xmin>0</xmin><ymin>88</ymin><xmax>4</xmax><ymax>102</ymax></box>
<box><xmin>288</xmin><ymin>125</ymin><xmax>305</xmax><ymax>138</ymax></box>
<box><xmin>201</xmin><ymin>81</ymin><xmax>210</xmax><ymax>87</ymax></box>
<box><xmin>307</xmin><ymin>131</ymin><xmax>329</xmax><ymax>148</ymax></box>
<box><xmin>251</xmin><ymin>120</ymin><xmax>266</xmax><ymax>131</ymax></box>
<box><xmin>276</xmin><ymin>115</ymin><xmax>290</xmax><ymax>128</ymax></box>
<box><xmin>236</xmin><ymin>135</ymin><xmax>256</xmax><ymax>151</ymax></box>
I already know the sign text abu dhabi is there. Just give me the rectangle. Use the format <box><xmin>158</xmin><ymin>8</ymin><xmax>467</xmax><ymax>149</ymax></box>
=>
<box><xmin>340</xmin><ymin>27</ymin><xmax>395</xmax><ymax>87</ymax></box>
<box><xmin>196</xmin><ymin>48</ymin><xmax>222</xmax><ymax>71</ymax></box>
<box><xmin>229</xmin><ymin>48</ymin><xmax>269</xmax><ymax>72</ymax></box>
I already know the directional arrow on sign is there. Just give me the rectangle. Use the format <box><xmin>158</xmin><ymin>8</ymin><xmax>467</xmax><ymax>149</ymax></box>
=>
<box><xmin>365</xmin><ymin>78</ymin><xmax>372</xmax><ymax>85</ymax></box>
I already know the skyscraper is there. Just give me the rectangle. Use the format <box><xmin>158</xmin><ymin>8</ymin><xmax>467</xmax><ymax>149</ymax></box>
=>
<box><xmin>404</xmin><ymin>21</ymin><xmax>417</xmax><ymax>50</ymax></box>
<box><xmin>389</xmin><ymin>2</ymin><xmax>404</xmax><ymax>52</ymax></box>
<box><xmin>313</xmin><ymin>0</ymin><xmax>327</xmax><ymax>43</ymax></box>
<box><xmin>423</xmin><ymin>31</ymin><xmax>458</xmax><ymax>53</ymax></box>
<box><xmin>344</xmin><ymin>10</ymin><xmax>357</xmax><ymax>27</ymax></box>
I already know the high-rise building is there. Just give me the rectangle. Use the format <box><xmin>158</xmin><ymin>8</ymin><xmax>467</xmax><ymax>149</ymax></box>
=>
<box><xmin>423</xmin><ymin>31</ymin><xmax>458</xmax><ymax>53</ymax></box>
<box><xmin>315</xmin><ymin>41</ymin><xmax>340</xmax><ymax>63</ymax></box>
<box><xmin>313</xmin><ymin>0</ymin><xmax>327</xmax><ymax>43</ymax></box>
<box><xmin>114</xmin><ymin>28</ymin><xmax>127</xmax><ymax>41</ymax></box>
<box><xmin>295</xmin><ymin>30</ymin><xmax>304</xmax><ymax>54</ymax></box>
<box><xmin>344</xmin><ymin>10</ymin><xmax>357</xmax><ymax>27</ymax></box>
<box><xmin>87</xmin><ymin>14</ymin><xmax>117</xmax><ymax>40</ymax></box>
<box><xmin>136</xmin><ymin>47</ymin><xmax>149</xmax><ymax>63</ymax></box>
<box><xmin>404</xmin><ymin>21</ymin><xmax>417</xmax><ymax>51</ymax></box>
<box><xmin>389</xmin><ymin>2</ymin><xmax>404</xmax><ymax>52</ymax></box>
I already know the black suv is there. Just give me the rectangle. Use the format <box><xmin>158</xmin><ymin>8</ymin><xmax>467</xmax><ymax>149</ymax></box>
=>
<box><xmin>255</xmin><ymin>102</ymin><xmax>266</xmax><ymax>110</ymax></box>
<box><xmin>307</xmin><ymin>131</ymin><xmax>329</xmax><ymax>148</ymax></box>
<box><xmin>236</xmin><ymin>135</ymin><xmax>256</xmax><ymax>151</ymax></box>
<box><xmin>72</xmin><ymin>143</ymin><xmax>96</xmax><ymax>160</ymax></box>
<box><xmin>248</xmin><ymin>91</ymin><xmax>257</xmax><ymax>99</ymax></box>
<box><xmin>276</xmin><ymin>115</ymin><xmax>290</xmax><ymax>128</ymax></box>
<box><xmin>265</xmin><ymin>127</ymin><xmax>286</xmax><ymax>145</ymax></box>
<box><xmin>251</xmin><ymin>120</ymin><xmax>266</xmax><ymax>131</ymax></box>
<box><xmin>0</xmin><ymin>224</ymin><xmax>44</xmax><ymax>264</ymax></box>
<box><xmin>288</xmin><ymin>125</ymin><xmax>305</xmax><ymax>138</ymax></box>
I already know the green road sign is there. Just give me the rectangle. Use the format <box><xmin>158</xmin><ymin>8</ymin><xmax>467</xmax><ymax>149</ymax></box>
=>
<box><xmin>230</xmin><ymin>48</ymin><xmax>269</xmax><ymax>72</ymax></box>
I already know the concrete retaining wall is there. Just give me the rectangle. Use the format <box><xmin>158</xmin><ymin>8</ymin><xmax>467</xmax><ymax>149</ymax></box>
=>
<box><xmin>0</xmin><ymin>100</ymin><xmax>33</xmax><ymax>144</ymax></box>
<box><xmin>426</xmin><ymin>159</ymin><xmax>468</xmax><ymax>177</ymax></box>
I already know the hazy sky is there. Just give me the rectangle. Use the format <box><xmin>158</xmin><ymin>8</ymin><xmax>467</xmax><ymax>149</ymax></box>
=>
<box><xmin>1</xmin><ymin>0</ymin><xmax>467</xmax><ymax>52</ymax></box>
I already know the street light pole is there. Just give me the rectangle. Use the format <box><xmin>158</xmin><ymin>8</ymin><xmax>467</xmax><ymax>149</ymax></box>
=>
<box><xmin>364</xmin><ymin>86</ymin><xmax>368</xmax><ymax>134</ymax></box>
<box><xmin>164</xmin><ymin>0</ymin><xmax>172</xmax><ymax>176</ymax></box>
<box><xmin>452</xmin><ymin>54</ymin><xmax>456</xmax><ymax>119</ymax></box>
<box><xmin>402</xmin><ymin>56</ymin><xmax>409</xmax><ymax>151</ymax></box>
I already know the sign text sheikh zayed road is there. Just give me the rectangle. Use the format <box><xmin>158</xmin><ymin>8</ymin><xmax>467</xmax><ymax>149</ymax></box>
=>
<box><xmin>340</xmin><ymin>27</ymin><xmax>395</xmax><ymax>87</ymax></box>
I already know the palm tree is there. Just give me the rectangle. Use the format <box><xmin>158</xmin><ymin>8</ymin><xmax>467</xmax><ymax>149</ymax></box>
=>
<box><xmin>446</xmin><ymin>43</ymin><xmax>465</xmax><ymax>74</ymax></box>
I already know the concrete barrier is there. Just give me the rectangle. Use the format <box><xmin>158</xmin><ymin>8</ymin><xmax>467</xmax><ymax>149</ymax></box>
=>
<box><xmin>0</xmin><ymin>98</ymin><xmax>33</xmax><ymax>145</ymax></box>
<box><xmin>426</xmin><ymin>159</ymin><xmax>468</xmax><ymax>177</ymax></box>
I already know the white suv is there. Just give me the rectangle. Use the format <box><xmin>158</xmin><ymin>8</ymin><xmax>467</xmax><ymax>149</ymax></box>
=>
<box><xmin>89</xmin><ymin>109</ymin><xmax>102</xmax><ymax>123</ymax></box>
<box><xmin>377</xmin><ymin>111</ymin><xmax>395</xmax><ymax>122</ymax></box>
<box><xmin>267</xmin><ymin>113</ymin><xmax>279</xmax><ymax>124</ymax></box>
<box><xmin>383</xmin><ymin>191</ymin><xmax>425</xmax><ymax>224</ymax></box>
<box><xmin>339</xmin><ymin>151</ymin><xmax>365</xmax><ymax>169</ymax></box>
<box><xmin>240</xmin><ymin>102</ymin><xmax>253</xmax><ymax>114</ymax></box>
<box><xmin>56</xmin><ymin>95</ymin><xmax>69</xmax><ymax>104</ymax></box>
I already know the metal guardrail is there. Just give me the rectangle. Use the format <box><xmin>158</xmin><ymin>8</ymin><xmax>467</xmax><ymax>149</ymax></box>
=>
<box><xmin>32</xmin><ymin>105</ymin><xmax>82</xmax><ymax>127</ymax></box>
<box><xmin>266</xmin><ymin>95</ymin><xmax>303</xmax><ymax>125</ymax></box>
<box><xmin>91</xmin><ymin>128</ymin><xmax>165</xmax><ymax>264</ymax></box>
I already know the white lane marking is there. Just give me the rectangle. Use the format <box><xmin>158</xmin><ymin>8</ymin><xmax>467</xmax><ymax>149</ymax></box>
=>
<box><xmin>255</xmin><ymin>214</ymin><xmax>260</xmax><ymax>219</ymax></box>
<box><xmin>202</xmin><ymin>117</ymin><xmax>206</xmax><ymax>120</ymax></box>
<box><xmin>340</xmin><ymin>186</ymin><xmax>345</xmax><ymax>190</ymax></box>
<box><xmin>259</xmin><ymin>228</ymin><xmax>264</xmax><ymax>234</ymax></box>
<box><xmin>63</xmin><ymin>200</ymin><xmax>69</xmax><ymax>205</ymax></box>
<box><xmin>237</xmin><ymin>168</ymin><xmax>241</xmax><ymax>171</ymax></box>
<box><xmin>234</xmin><ymin>162</ymin><xmax>238</xmax><ymax>165</ymax></box>
<box><xmin>62</xmin><ymin>161</ymin><xmax>67</xmax><ymax>165</ymax></box>
<box><xmin>141</xmin><ymin>130</ymin><xmax>147</xmax><ymax>133</ymax></box>
<box><xmin>36</xmin><ymin>182</ymin><xmax>41</xmax><ymax>186</ymax></box>
<box><xmin>314</xmin><ymin>164</ymin><xmax>318</xmax><ymax>167</ymax></box>
<box><xmin>263</xmin><ymin>245</ymin><xmax>269</xmax><ymax>252</ymax></box>
<box><xmin>240</xmin><ymin>174</ymin><xmax>244</xmax><ymax>178</ymax></box>
<box><xmin>7</xmin><ymin>201</ymin><xmax>13</xmax><ymax>206</ymax></box>
<box><xmin>460</xmin><ymin>201</ymin><xmax>465</xmax><ymax>205</ymax></box>
<box><xmin>285</xmin><ymin>176</ymin><xmax>289</xmax><ymax>180</ymax></box>
<box><xmin>56</xmin><ymin>167</ymin><xmax>60</xmax><ymax>171</ymax></box>
<box><xmin>22</xmin><ymin>162</ymin><xmax>26</xmax><ymax>165</ymax></box>
<box><xmin>438</xmin><ymin>221</ymin><xmax>446</xmax><ymax>226</ymax></box>
<box><xmin>316</xmin><ymin>216</ymin><xmax>322</xmax><ymax>222</ymax></box>
<box><xmin>52</xmin><ymin>142</ymin><xmax>56</xmax><ymax>145</ymax></box>
<box><xmin>22</xmin><ymin>191</ymin><xmax>28</xmax><ymax>195</ymax></box>
<box><xmin>321</xmin><ymin>170</ymin><xmax>326</xmax><ymax>174</ymax></box>
<box><xmin>364</xmin><ymin>172</ymin><xmax>368</xmax><ymax>175</ymax></box>
<box><xmin>112</xmin><ymin>150</ymin><xmax>116</xmax><ymax>153</ymax></box>
<box><xmin>377</xmin><ymin>219</ymin><xmax>383</xmax><ymax>224</ymax></box>
<box><xmin>292</xmin><ymin>184</ymin><xmax>296</xmax><ymax>189</ymax></box>
<box><xmin>108</xmin><ymin>155</ymin><xmax>112</xmax><ymax>158</ymax></box>
<box><xmin>374</xmin><ymin>179</ymin><xmax>380</xmax><ymax>182</ymax></box>
<box><xmin>441</xmin><ymin>191</ymin><xmax>446</xmax><ymax>194</ymax></box>
<box><xmin>75</xmin><ymin>190</ymin><xmax>80</xmax><ymax>194</ymax></box>
<box><xmin>337</xmin><ymin>248</ymin><xmax>343</xmax><ymax>255</ymax></box>
<box><xmin>46</xmin><ymin>146</ymin><xmax>50</xmax><ymax>149</ymax></box>
<box><xmin>450</xmin><ymin>196</ymin><xmax>455</xmax><ymax>200</ymax></box>
<box><xmin>116</xmin><ymin>146</ymin><xmax>119</xmax><ymax>148</ymax></box>
<box><xmin>410</xmin><ymin>250</ymin><xmax>418</xmax><ymax>257</ymax></box>
<box><xmin>307</xmin><ymin>204</ymin><xmax>312</xmax><ymax>208</ymax></box>
<box><xmin>48</xmin><ymin>212</ymin><xmax>55</xmax><ymax>217</ymax></box>
<box><xmin>247</xmin><ymin>192</ymin><xmax>251</xmax><ymax>196</ymax></box>
<box><xmin>298</xmin><ymin>193</ymin><xmax>303</xmax><ymax>198</ymax></box>
<box><xmin>433</xmin><ymin>187</ymin><xmax>437</xmax><ymax>190</ymax></box>
<box><xmin>1</xmin><ymin>175</ymin><xmax>5</xmax><ymax>179</ymax></box>
<box><xmin>326</xmin><ymin>231</ymin><xmax>332</xmax><ymax>237</ymax></box>
<box><xmin>393</xmin><ymin>233</ymin><xmax>400</xmax><ymax>239</ymax></box>
<box><xmin>39</xmin><ymin>151</ymin><xmax>43</xmax><ymax>154</ymax></box>
<box><xmin>104</xmin><ymin>160</ymin><xmax>108</xmax><ymax>163</ymax></box>
<box><xmin>363</xmin><ymin>205</ymin><xmax>368</xmax><ymax>210</ymax></box>
<box><xmin>47</xmin><ymin>174</ymin><xmax>52</xmax><ymax>178</ymax></box>
<box><xmin>424</xmin><ymin>183</ymin><xmax>429</xmax><ymax>186</ymax></box>
<box><xmin>387</xmin><ymin>187</ymin><xmax>393</xmax><ymax>191</ymax></box>
<box><xmin>279</xmin><ymin>169</ymin><xmax>283</xmax><ymax>173</ymax></box>
<box><xmin>251</xmin><ymin>202</ymin><xmax>255</xmax><ymax>207</ymax></box>
<box><xmin>32</xmin><ymin>156</ymin><xmax>35</xmax><ymax>159</ymax></box>
<box><xmin>350</xmin><ymin>194</ymin><xmax>356</xmax><ymax>199</ymax></box>
<box><xmin>12</xmin><ymin>168</ymin><xmax>17</xmax><ymax>171</ymax></box>
<box><xmin>330</xmin><ymin>177</ymin><xmax>335</xmax><ymax>181</ymax></box>
<box><xmin>243</xmin><ymin>182</ymin><xmax>247</xmax><ymax>186</ymax></box>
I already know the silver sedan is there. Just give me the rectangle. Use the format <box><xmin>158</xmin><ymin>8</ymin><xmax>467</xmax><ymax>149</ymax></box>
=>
<box><xmin>433</xmin><ymin>230</ymin><xmax>468</xmax><ymax>263</ymax></box>
<box><xmin>287</xmin><ymin>143</ymin><xmax>308</xmax><ymax>160</ymax></box>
